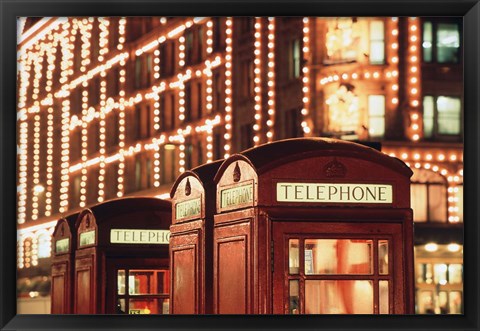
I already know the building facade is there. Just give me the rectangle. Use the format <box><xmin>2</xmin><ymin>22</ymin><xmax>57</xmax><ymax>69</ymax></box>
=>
<box><xmin>17</xmin><ymin>16</ymin><xmax>463</xmax><ymax>314</ymax></box>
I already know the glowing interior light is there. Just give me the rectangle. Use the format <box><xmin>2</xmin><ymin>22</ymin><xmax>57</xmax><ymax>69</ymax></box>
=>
<box><xmin>424</xmin><ymin>243</ymin><xmax>438</xmax><ymax>252</ymax></box>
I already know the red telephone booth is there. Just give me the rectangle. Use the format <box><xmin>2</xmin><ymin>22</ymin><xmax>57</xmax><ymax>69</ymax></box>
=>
<box><xmin>169</xmin><ymin>160</ymin><xmax>223</xmax><ymax>314</ymax></box>
<box><xmin>213</xmin><ymin>138</ymin><xmax>414</xmax><ymax>314</ymax></box>
<box><xmin>73</xmin><ymin>197</ymin><xmax>171</xmax><ymax>314</ymax></box>
<box><xmin>51</xmin><ymin>212</ymin><xmax>79</xmax><ymax>314</ymax></box>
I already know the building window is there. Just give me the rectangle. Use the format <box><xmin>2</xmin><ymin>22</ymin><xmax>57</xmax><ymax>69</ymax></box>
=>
<box><xmin>134</xmin><ymin>56</ymin><xmax>142</xmax><ymax>90</ymax></box>
<box><xmin>185</xmin><ymin>140</ymin><xmax>193</xmax><ymax>170</ymax></box>
<box><xmin>410</xmin><ymin>169</ymin><xmax>447</xmax><ymax>223</ymax></box>
<box><xmin>240</xmin><ymin>59</ymin><xmax>254</xmax><ymax>99</ymax></box>
<box><xmin>212</xmin><ymin>69</ymin><xmax>223</xmax><ymax>113</ymax></box>
<box><xmin>145</xmin><ymin>157</ymin><xmax>152</xmax><ymax>189</ymax></box>
<box><xmin>240</xmin><ymin>18</ymin><xmax>255</xmax><ymax>34</ymax></box>
<box><xmin>161</xmin><ymin>145</ymin><xmax>177</xmax><ymax>184</ymax></box>
<box><xmin>369</xmin><ymin>20</ymin><xmax>385</xmax><ymax>64</ymax></box>
<box><xmin>135</xmin><ymin>156</ymin><xmax>142</xmax><ymax>191</ymax></box>
<box><xmin>240</xmin><ymin>123</ymin><xmax>254</xmax><ymax>151</ymax></box>
<box><xmin>184</xmin><ymin>82</ymin><xmax>192</xmax><ymax>122</ymax></box>
<box><xmin>212</xmin><ymin>17</ymin><xmax>224</xmax><ymax>52</ymax></box>
<box><xmin>37</xmin><ymin>233</ymin><xmax>51</xmax><ymax>259</ymax></box>
<box><xmin>367</xmin><ymin>95</ymin><xmax>385</xmax><ymax>138</ymax></box>
<box><xmin>213</xmin><ymin>130</ymin><xmax>223</xmax><ymax>160</ymax></box>
<box><xmin>196</xmin><ymin>141</ymin><xmax>203</xmax><ymax>166</ymax></box>
<box><xmin>285</xmin><ymin>108</ymin><xmax>302</xmax><ymax>139</ymax></box>
<box><xmin>185</xmin><ymin>30</ymin><xmax>194</xmax><ymax>65</ymax></box>
<box><xmin>70</xmin><ymin>175</ymin><xmax>81</xmax><ymax>208</ymax></box>
<box><xmin>423</xmin><ymin>96</ymin><xmax>462</xmax><ymax>138</ymax></box>
<box><xmin>288</xmin><ymin>38</ymin><xmax>301</xmax><ymax>80</ymax></box>
<box><xmin>422</xmin><ymin>20</ymin><xmax>461</xmax><ymax>63</ymax></box>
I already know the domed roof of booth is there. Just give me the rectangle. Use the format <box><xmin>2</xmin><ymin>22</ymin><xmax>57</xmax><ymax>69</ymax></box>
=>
<box><xmin>236</xmin><ymin>137</ymin><xmax>413</xmax><ymax>177</ymax></box>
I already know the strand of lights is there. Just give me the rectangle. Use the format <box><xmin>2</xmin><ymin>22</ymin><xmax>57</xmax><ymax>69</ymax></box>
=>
<box><xmin>224</xmin><ymin>18</ymin><xmax>233</xmax><ymax>158</ymax></box>
<box><xmin>178</xmin><ymin>34</ymin><xmax>186</xmax><ymax>173</ymax></box>
<box><xmin>79</xmin><ymin>85</ymin><xmax>89</xmax><ymax>208</ymax></box>
<box><xmin>59</xmin><ymin>23</ymin><xmax>73</xmax><ymax>213</ymax></box>
<box><xmin>301</xmin><ymin>17</ymin><xmax>312</xmax><ymax>135</ymax></box>
<box><xmin>266</xmin><ymin>17</ymin><xmax>276</xmax><ymax>142</ymax></box>
<box><xmin>388</xmin><ymin>18</ymin><xmax>399</xmax><ymax>107</ymax></box>
<box><xmin>17</xmin><ymin>120</ymin><xmax>29</xmax><ymax>224</ymax></box>
<box><xmin>153</xmin><ymin>142</ymin><xmax>161</xmax><ymax>188</ymax></box>
<box><xmin>117</xmin><ymin>18</ymin><xmax>127</xmax><ymax>198</ymax></box>
<box><xmin>68</xmin><ymin>115</ymin><xmax>222</xmax><ymax>174</ymax></box>
<box><xmin>97</xmin><ymin>72</ymin><xmax>107</xmax><ymax>203</ymax></box>
<box><xmin>153</xmin><ymin>48</ymin><xmax>162</xmax><ymax>187</ymax></box>
<box><xmin>31</xmin><ymin>114</ymin><xmax>41</xmax><ymax>221</ymax></box>
<box><xmin>253</xmin><ymin>17</ymin><xmax>263</xmax><ymax>146</ymax></box>
<box><xmin>407</xmin><ymin>17</ymin><xmax>421</xmax><ymax>141</ymax></box>
<box><xmin>98</xmin><ymin>18</ymin><xmax>110</xmax><ymax>62</ymax></box>
<box><xmin>79</xmin><ymin>19</ymin><xmax>93</xmax><ymax>73</ymax></box>
<box><xmin>447</xmin><ymin>185</ymin><xmax>461</xmax><ymax>223</ymax></box>
<box><xmin>206</xmin><ymin>128</ymin><xmax>213</xmax><ymax>163</ymax></box>
<box><xmin>45</xmin><ymin>106</ymin><xmax>54</xmax><ymax>217</ymax></box>
<box><xmin>206</xmin><ymin>19</ymin><xmax>213</xmax><ymax>54</ymax></box>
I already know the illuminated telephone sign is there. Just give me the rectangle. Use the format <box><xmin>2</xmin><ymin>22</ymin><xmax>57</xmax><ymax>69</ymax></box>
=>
<box><xmin>110</xmin><ymin>229</ymin><xmax>170</xmax><ymax>244</ymax></box>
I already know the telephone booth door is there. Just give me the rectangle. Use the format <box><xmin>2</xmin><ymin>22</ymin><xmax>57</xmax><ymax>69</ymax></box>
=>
<box><xmin>105</xmin><ymin>258</ymin><xmax>170</xmax><ymax>314</ymax></box>
<box><xmin>272</xmin><ymin>219</ymin><xmax>407</xmax><ymax>314</ymax></box>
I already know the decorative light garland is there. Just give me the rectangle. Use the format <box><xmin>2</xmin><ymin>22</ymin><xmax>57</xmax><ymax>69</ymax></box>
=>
<box><xmin>301</xmin><ymin>17</ymin><xmax>312</xmax><ymax>135</ymax></box>
<box><xmin>407</xmin><ymin>17</ymin><xmax>421</xmax><ymax>141</ymax></box>
<box><xmin>253</xmin><ymin>17</ymin><xmax>262</xmax><ymax>146</ymax></box>
<box><xmin>224</xmin><ymin>17</ymin><xmax>233</xmax><ymax>158</ymax></box>
<box><xmin>266</xmin><ymin>17</ymin><xmax>276</xmax><ymax>142</ymax></box>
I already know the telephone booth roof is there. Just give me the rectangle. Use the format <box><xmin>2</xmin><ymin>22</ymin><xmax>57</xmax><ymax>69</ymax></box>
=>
<box><xmin>75</xmin><ymin>197</ymin><xmax>171</xmax><ymax>227</ymax></box>
<box><xmin>53</xmin><ymin>212</ymin><xmax>80</xmax><ymax>239</ymax></box>
<box><xmin>170</xmin><ymin>159</ymin><xmax>224</xmax><ymax>198</ymax></box>
<box><xmin>226</xmin><ymin>138</ymin><xmax>412</xmax><ymax>177</ymax></box>
<box><xmin>214</xmin><ymin>138</ymin><xmax>413</xmax><ymax>210</ymax></box>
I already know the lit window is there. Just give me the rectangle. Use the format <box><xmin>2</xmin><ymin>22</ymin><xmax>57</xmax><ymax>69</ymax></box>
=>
<box><xmin>423</xmin><ymin>96</ymin><xmax>462</xmax><ymax>138</ymax></box>
<box><xmin>367</xmin><ymin>95</ymin><xmax>385</xmax><ymax>138</ymax></box>
<box><xmin>369</xmin><ymin>21</ymin><xmax>385</xmax><ymax>64</ymax></box>
<box><xmin>410</xmin><ymin>169</ymin><xmax>447</xmax><ymax>223</ymax></box>
<box><xmin>37</xmin><ymin>233</ymin><xmax>51</xmax><ymax>258</ymax></box>
<box><xmin>289</xmin><ymin>38</ymin><xmax>301</xmax><ymax>79</ymax></box>
<box><xmin>422</xmin><ymin>20</ymin><xmax>461</xmax><ymax>63</ymax></box>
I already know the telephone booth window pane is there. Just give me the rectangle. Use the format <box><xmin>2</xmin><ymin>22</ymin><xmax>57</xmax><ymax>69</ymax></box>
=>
<box><xmin>289</xmin><ymin>280</ymin><xmax>300</xmax><ymax>314</ymax></box>
<box><xmin>117</xmin><ymin>270</ymin><xmax>126</xmax><ymax>295</ymax></box>
<box><xmin>128</xmin><ymin>270</ymin><xmax>157</xmax><ymax>295</ymax></box>
<box><xmin>128</xmin><ymin>298</ymin><xmax>169</xmax><ymax>314</ymax></box>
<box><xmin>379</xmin><ymin>280</ymin><xmax>389</xmax><ymax>314</ymax></box>
<box><xmin>419</xmin><ymin>291</ymin><xmax>434</xmax><ymax>314</ymax></box>
<box><xmin>448</xmin><ymin>264</ymin><xmax>462</xmax><ymax>284</ymax></box>
<box><xmin>304</xmin><ymin>239</ymin><xmax>373</xmax><ymax>275</ymax></box>
<box><xmin>449</xmin><ymin>291</ymin><xmax>462</xmax><ymax>314</ymax></box>
<box><xmin>305</xmin><ymin>280</ymin><xmax>374</xmax><ymax>314</ymax></box>
<box><xmin>438</xmin><ymin>291</ymin><xmax>448</xmax><ymax>314</ymax></box>
<box><xmin>289</xmin><ymin>239</ymin><xmax>299</xmax><ymax>274</ymax></box>
<box><xmin>116</xmin><ymin>298</ymin><xmax>126</xmax><ymax>314</ymax></box>
<box><xmin>378</xmin><ymin>240</ymin><xmax>389</xmax><ymax>275</ymax></box>
<box><xmin>434</xmin><ymin>264</ymin><xmax>448</xmax><ymax>284</ymax></box>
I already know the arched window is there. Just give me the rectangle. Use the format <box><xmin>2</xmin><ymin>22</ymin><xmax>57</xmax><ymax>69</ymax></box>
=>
<box><xmin>411</xmin><ymin>169</ymin><xmax>447</xmax><ymax>223</ymax></box>
<box><xmin>37</xmin><ymin>233</ymin><xmax>52</xmax><ymax>259</ymax></box>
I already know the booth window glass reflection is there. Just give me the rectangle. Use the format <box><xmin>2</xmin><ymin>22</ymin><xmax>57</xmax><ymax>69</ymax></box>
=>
<box><xmin>116</xmin><ymin>269</ymin><xmax>170</xmax><ymax>314</ymax></box>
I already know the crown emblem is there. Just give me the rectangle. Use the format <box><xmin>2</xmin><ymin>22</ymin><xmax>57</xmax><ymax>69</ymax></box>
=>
<box><xmin>324</xmin><ymin>158</ymin><xmax>347</xmax><ymax>178</ymax></box>
<box><xmin>185</xmin><ymin>178</ymin><xmax>191</xmax><ymax>196</ymax></box>
<box><xmin>233</xmin><ymin>162</ymin><xmax>241</xmax><ymax>182</ymax></box>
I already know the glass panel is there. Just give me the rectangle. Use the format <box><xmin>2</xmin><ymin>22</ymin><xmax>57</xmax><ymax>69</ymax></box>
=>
<box><xmin>368</xmin><ymin>95</ymin><xmax>385</xmax><ymax>137</ymax></box>
<box><xmin>288</xmin><ymin>239</ymin><xmax>299</xmax><ymax>274</ymax></box>
<box><xmin>438</xmin><ymin>291</ymin><xmax>448</xmax><ymax>314</ymax></box>
<box><xmin>379</xmin><ymin>280</ymin><xmax>389</xmax><ymax>314</ymax></box>
<box><xmin>117</xmin><ymin>270</ymin><xmax>126</xmax><ymax>295</ymax></box>
<box><xmin>128</xmin><ymin>298</ymin><xmax>169</xmax><ymax>314</ymax></box>
<box><xmin>448</xmin><ymin>264</ymin><xmax>463</xmax><ymax>284</ymax></box>
<box><xmin>437</xmin><ymin>96</ymin><xmax>461</xmax><ymax>135</ymax></box>
<box><xmin>422</xmin><ymin>22</ymin><xmax>433</xmax><ymax>62</ymax></box>
<box><xmin>434</xmin><ymin>264</ymin><xmax>448</xmax><ymax>285</ymax></box>
<box><xmin>304</xmin><ymin>239</ymin><xmax>373</xmax><ymax>275</ymax></box>
<box><xmin>423</xmin><ymin>96</ymin><xmax>434</xmax><ymax>138</ymax></box>
<box><xmin>418</xmin><ymin>291</ymin><xmax>435</xmax><ymax>314</ymax></box>
<box><xmin>449</xmin><ymin>291</ymin><xmax>462</xmax><ymax>314</ymax></box>
<box><xmin>369</xmin><ymin>21</ymin><xmax>385</xmax><ymax>64</ymax></box>
<box><xmin>129</xmin><ymin>270</ymin><xmax>167</xmax><ymax>295</ymax></box>
<box><xmin>456</xmin><ymin>186</ymin><xmax>463</xmax><ymax>222</ymax></box>
<box><xmin>116</xmin><ymin>298</ymin><xmax>126</xmax><ymax>314</ymax></box>
<box><xmin>425</xmin><ymin>263</ymin><xmax>434</xmax><ymax>284</ymax></box>
<box><xmin>411</xmin><ymin>184</ymin><xmax>427</xmax><ymax>222</ymax></box>
<box><xmin>305</xmin><ymin>280</ymin><xmax>373</xmax><ymax>314</ymax></box>
<box><xmin>436</xmin><ymin>23</ymin><xmax>460</xmax><ymax>63</ymax></box>
<box><xmin>289</xmin><ymin>280</ymin><xmax>300</xmax><ymax>314</ymax></box>
<box><xmin>378</xmin><ymin>240</ymin><xmax>389</xmax><ymax>275</ymax></box>
<box><xmin>428</xmin><ymin>185</ymin><xmax>447</xmax><ymax>222</ymax></box>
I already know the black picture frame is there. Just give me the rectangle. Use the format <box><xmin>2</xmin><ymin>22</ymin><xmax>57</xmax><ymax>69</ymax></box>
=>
<box><xmin>1</xmin><ymin>0</ymin><xmax>478</xmax><ymax>330</ymax></box>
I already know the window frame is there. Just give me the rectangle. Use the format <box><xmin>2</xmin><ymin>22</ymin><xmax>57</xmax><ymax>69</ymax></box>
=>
<box><xmin>422</xmin><ymin>95</ymin><xmax>463</xmax><ymax>140</ymax></box>
<box><xmin>421</xmin><ymin>18</ymin><xmax>462</xmax><ymax>64</ymax></box>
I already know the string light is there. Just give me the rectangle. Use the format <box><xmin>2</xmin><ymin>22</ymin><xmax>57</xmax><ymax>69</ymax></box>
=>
<box><xmin>224</xmin><ymin>17</ymin><xmax>233</xmax><ymax>158</ymax></box>
<box><xmin>253</xmin><ymin>17</ymin><xmax>263</xmax><ymax>146</ymax></box>
<box><xmin>267</xmin><ymin>17</ymin><xmax>276</xmax><ymax>142</ymax></box>
<box><xmin>301</xmin><ymin>17</ymin><xmax>312</xmax><ymax>135</ymax></box>
<box><xmin>407</xmin><ymin>17</ymin><xmax>421</xmax><ymax>141</ymax></box>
